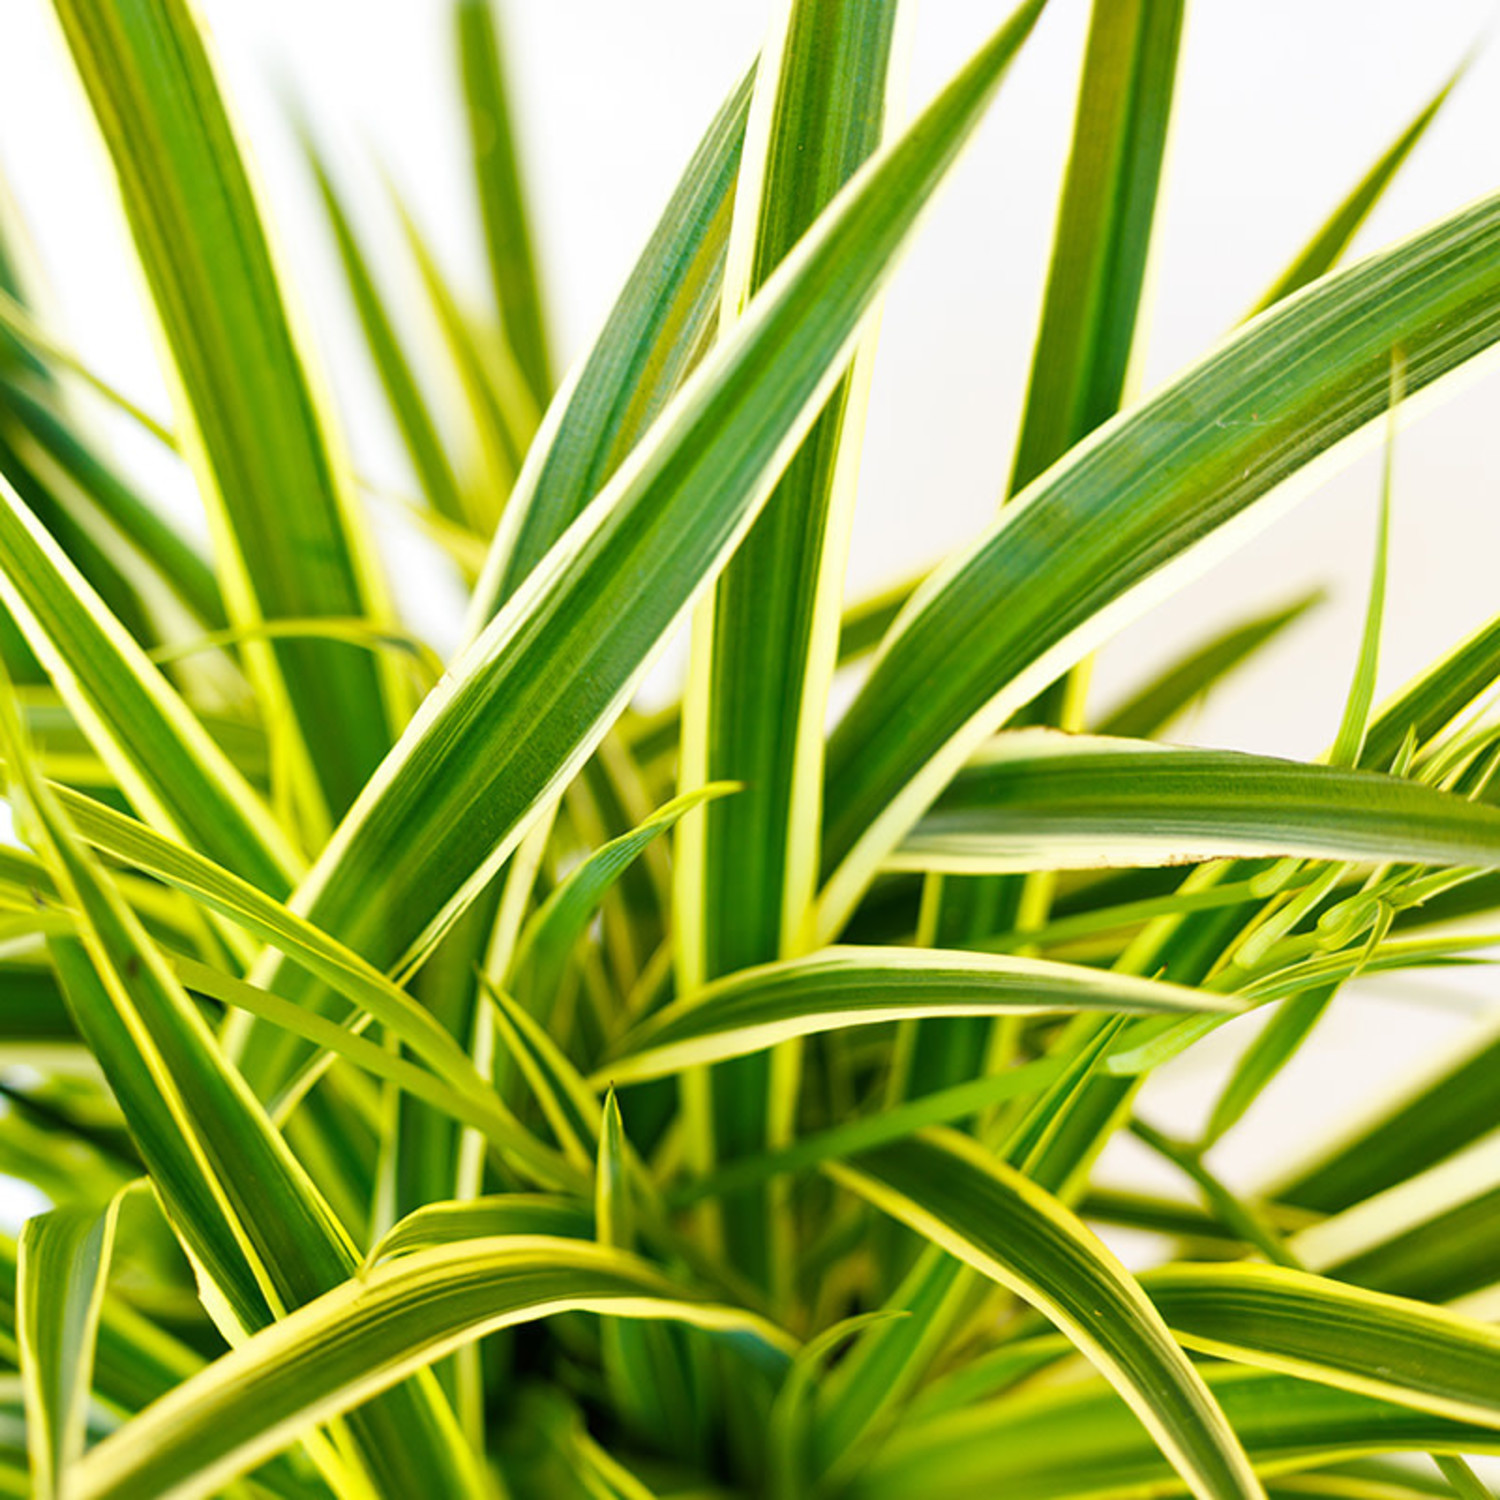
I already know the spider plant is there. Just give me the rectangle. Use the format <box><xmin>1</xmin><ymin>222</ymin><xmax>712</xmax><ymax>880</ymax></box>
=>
<box><xmin>4</xmin><ymin>0</ymin><xmax>1500</xmax><ymax>1496</ymax></box>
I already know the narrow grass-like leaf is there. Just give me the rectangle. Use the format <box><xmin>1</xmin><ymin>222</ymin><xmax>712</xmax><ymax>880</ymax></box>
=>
<box><xmin>169</xmin><ymin>955</ymin><xmax>542</xmax><ymax>1160</ymax></box>
<box><xmin>911</xmin><ymin>0</ymin><xmax>1185</xmax><ymax>1094</ymax></box>
<box><xmin>512</xmin><ymin>784</ymin><xmax>735</xmax><ymax>1009</ymax></box>
<box><xmin>1097</xmin><ymin>592</ymin><xmax>1323</xmax><ymax>739</ymax></box>
<box><xmin>0</xmin><ymin>383</ymin><xmax>225</xmax><ymax>633</ymax></box>
<box><xmin>1274</xmin><ymin>1021</ymin><xmax>1500</xmax><ymax>1216</ymax></box>
<box><xmin>237</xmin><ymin>0</ymin><xmax>1050</xmax><ymax>1097</ymax></box>
<box><xmin>472</xmin><ymin>62</ymin><xmax>753</xmax><ymax>618</ymax></box>
<box><xmin>894</xmin><ymin>731</ymin><xmax>1500</xmax><ymax>874</ymax></box>
<box><xmin>601</xmin><ymin>947</ymin><xmax>1237</xmax><ymax>1084</ymax></box>
<box><xmin>0</xmin><ymin>671</ymin><xmax>484</xmax><ymax>1497</ymax></box>
<box><xmin>0</xmin><ymin>475</ymin><xmax>298</xmax><ymax>894</ymax></box>
<box><xmin>1289</xmin><ymin>1133</ymin><xmax>1500</xmax><ymax>1307</ymax></box>
<box><xmin>302</xmin><ymin>137</ymin><xmax>469</xmax><ymax>528</ymax></box>
<box><xmin>17</xmin><ymin>1192</ymin><xmax>122</xmax><ymax>1499</ymax></box>
<box><xmin>674</xmin><ymin>0</ymin><xmax>908</xmax><ymax>1285</ymax></box>
<box><xmin>52</xmin><ymin>0</ymin><xmax>403</xmax><ymax>828</ymax></box>
<box><xmin>851</xmin><ymin>1367</ymin><xmax>1500</xmax><ymax>1500</ymax></box>
<box><xmin>819</xmin><ymin>187</ymin><xmax>1500</xmax><ymax>939</ymax></box>
<box><xmin>1143</xmin><ymin>1263</ymin><xmax>1500</xmax><ymax>1428</ymax></box>
<box><xmin>1007</xmin><ymin>0</ymin><xmax>1183</xmax><ymax>494</ymax></box>
<box><xmin>39</xmin><ymin>778</ymin><xmax>515</xmax><ymax>1120</ymax></box>
<box><xmin>369</xmin><ymin>1196</ymin><xmax>594</xmax><ymax>1265</ymax></box>
<box><xmin>485</xmin><ymin>982</ymin><xmax>601</xmax><ymax>1170</ymax></box>
<box><xmin>1327</xmin><ymin>358</ymin><xmax>1399</xmax><ymax>768</ymax></box>
<box><xmin>70</xmin><ymin>1237</ymin><xmax>793</xmax><ymax>1500</ymax></box>
<box><xmin>395</xmin><ymin>196</ymin><xmax>533</xmax><ymax>526</ymax></box>
<box><xmin>669</xmin><ymin>1056</ymin><xmax>1065</xmax><ymax>1209</ymax></box>
<box><xmin>456</xmin><ymin>0</ymin><xmax>552</xmax><ymax>407</ymax></box>
<box><xmin>831</xmin><ymin>1130</ymin><xmax>1264</xmax><ymax>1500</ymax></box>
<box><xmin>1247</xmin><ymin>61</ymin><xmax>1467</xmax><ymax>315</ymax></box>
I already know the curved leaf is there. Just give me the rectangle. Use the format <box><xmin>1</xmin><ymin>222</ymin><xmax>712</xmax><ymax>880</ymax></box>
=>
<box><xmin>52</xmin><ymin>0</ymin><xmax>402</xmax><ymax>827</ymax></box>
<box><xmin>70</xmin><ymin>1237</ymin><xmax>793</xmax><ymax>1500</ymax></box>
<box><xmin>819</xmin><ymin>186</ymin><xmax>1500</xmax><ymax>938</ymax></box>
<box><xmin>894</xmin><ymin>731</ymin><xmax>1500</xmax><ymax>874</ymax></box>
<box><xmin>830</xmin><ymin>1130</ymin><xmax>1264</xmax><ymax>1500</ymax></box>
<box><xmin>17</xmin><ymin>1193</ymin><xmax>122</xmax><ymax>1500</ymax></box>
<box><xmin>1144</xmin><ymin>1263</ymin><xmax>1500</xmax><ymax>1428</ymax></box>
<box><xmin>602</xmin><ymin>945</ymin><xmax>1238</xmax><ymax>1084</ymax></box>
<box><xmin>851</xmin><ymin>1367</ymin><xmax>1499</xmax><ymax>1500</ymax></box>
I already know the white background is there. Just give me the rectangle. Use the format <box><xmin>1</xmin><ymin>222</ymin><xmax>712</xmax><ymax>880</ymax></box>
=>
<box><xmin>0</xmin><ymin>0</ymin><xmax>1498</xmax><ymax>1270</ymax></box>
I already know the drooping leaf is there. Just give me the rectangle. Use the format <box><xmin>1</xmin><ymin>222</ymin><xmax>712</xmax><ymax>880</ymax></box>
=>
<box><xmin>602</xmin><ymin>946</ymin><xmax>1238</xmax><ymax>1084</ymax></box>
<box><xmin>69</xmin><ymin>1237</ymin><xmax>793</xmax><ymax>1500</ymax></box>
<box><xmin>819</xmin><ymin>187</ymin><xmax>1500</xmax><ymax>939</ymax></box>
<box><xmin>1143</xmin><ymin>1263</ymin><xmax>1500</xmax><ymax>1428</ymax></box>
<box><xmin>832</xmin><ymin>1131</ymin><xmax>1263</xmax><ymax>1499</ymax></box>
<box><xmin>894</xmin><ymin>732</ymin><xmax>1500</xmax><ymax>875</ymax></box>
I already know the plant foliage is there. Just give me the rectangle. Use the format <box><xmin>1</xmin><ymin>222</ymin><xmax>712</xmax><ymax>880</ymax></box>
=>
<box><xmin>1</xmin><ymin>1</ymin><xmax>1499</xmax><ymax>1497</ymax></box>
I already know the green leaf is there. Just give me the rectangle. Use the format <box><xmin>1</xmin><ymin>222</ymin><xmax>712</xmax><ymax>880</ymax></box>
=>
<box><xmin>236</xmin><ymin>0</ymin><xmax>1050</xmax><ymax>1098</ymax></box>
<box><xmin>1273</xmin><ymin>1022</ymin><xmax>1500</xmax><ymax>1217</ymax></box>
<box><xmin>1007</xmin><ymin>0</ymin><xmax>1184</xmax><ymax>494</ymax></box>
<box><xmin>831</xmin><ymin>1131</ymin><xmax>1263</xmax><ymax>1500</ymax></box>
<box><xmin>394</xmin><ymin>195</ymin><xmax>533</xmax><ymax>527</ymax></box>
<box><xmin>1289</xmin><ymin>1134</ymin><xmax>1500</xmax><ymax>1307</ymax></box>
<box><xmin>1202</xmin><ymin>984</ymin><xmax>1336</xmax><ymax>1147</ymax></box>
<box><xmin>908</xmin><ymin>0</ymin><xmax>1186</xmax><ymax>1094</ymax></box>
<box><xmin>1143</xmin><ymin>1263</ymin><xmax>1500</xmax><ymax>1428</ymax></box>
<box><xmin>1096</xmin><ymin>592</ymin><xmax>1323</xmax><ymax>740</ymax></box>
<box><xmin>1247</xmin><ymin>59</ymin><xmax>1468</xmax><ymax>315</ymax></box>
<box><xmin>473</xmin><ymin>62</ymin><xmax>753</xmax><ymax>619</ymax></box>
<box><xmin>819</xmin><ymin>185</ymin><xmax>1500</xmax><ymax>939</ymax></box>
<box><xmin>369</xmin><ymin>1196</ymin><xmax>594</xmax><ymax>1265</ymax></box>
<box><xmin>850</xmin><ymin>1367</ymin><xmax>1500</xmax><ymax>1500</ymax></box>
<box><xmin>17</xmin><ymin>1192</ymin><xmax>122</xmax><ymax>1500</ymax></box>
<box><xmin>69</xmin><ymin>1237</ymin><xmax>793</xmax><ymax>1500</ymax></box>
<box><xmin>0</xmin><ymin>474</ymin><xmax>299</xmax><ymax>896</ymax></box>
<box><xmin>675</xmin><ymin>0</ymin><xmax>908</xmax><ymax>1285</ymax></box>
<box><xmin>457</xmin><ymin>0</ymin><xmax>553</xmax><ymax>407</ymax></box>
<box><xmin>301</xmin><ymin>134</ymin><xmax>469</xmax><ymax>529</ymax></box>
<box><xmin>0</xmin><ymin>381</ymin><xmax>225</xmax><ymax>634</ymax></box>
<box><xmin>38</xmin><ymin>777</ymin><xmax>524</xmax><ymax>1131</ymax></box>
<box><xmin>1327</xmin><ymin>356</ymin><xmax>1399</xmax><ymax>769</ymax></box>
<box><xmin>485</xmin><ymin>981</ymin><xmax>602</xmax><ymax>1170</ymax></box>
<box><xmin>894</xmin><ymin>731</ymin><xmax>1500</xmax><ymax>874</ymax></box>
<box><xmin>52</xmin><ymin>0</ymin><xmax>403</xmax><ymax>829</ymax></box>
<box><xmin>601</xmin><ymin>945</ymin><xmax>1237</xmax><ymax>1084</ymax></box>
<box><xmin>0</xmin><ymin>669</ymin><xmax>485</xmax><ymax>1497</ymax></box>
<box><xmin>511</xmin><ymin>783</ymin><xmax>735</xmax><ymax>1009</ymax></box>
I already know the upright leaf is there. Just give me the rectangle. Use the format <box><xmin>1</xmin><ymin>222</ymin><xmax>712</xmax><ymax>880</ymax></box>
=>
<box><xmin>235</xmin><ymin>0</ymin><xmax>1051</xmax><ymax>1098</ymax></box>
<box><xmin>17</xmin><ymin>1194</ymin><xmax>122</xmax><ymax>1500</ymax></box>
<box><xmin>819</xmin><ymin>188</ymin><xmax>1500</xmax><ymax>939</ymax></box>
<box><xmin>675</xmin><ymin>0</ymin><xmax>908</xmax><ymax>1285</ymax></box>
<box><xmin>1007</xmin><ymin>0</ymin><xmax>1183</xmax><ymax>493</ymax></box>
<box><xmin>52</xmin><ymin>0</ymin><xmax>404</xmax><ymax>830</ymax></box>
<box><xmin>457</xmin><ymin>0</ymin><xmax>553</xmax><ymax>407</ymax></box>
<box><xmin>473</xmin><ymin>65</ymin><xmax>754</xmax><ymax>619</ymax></box>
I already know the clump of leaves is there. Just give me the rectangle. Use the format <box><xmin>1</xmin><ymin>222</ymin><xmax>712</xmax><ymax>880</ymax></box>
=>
<box><xmin>4</xmin><ymin>1</ymin><xmax>1500</xmax><ymax>1497</ymax></box>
